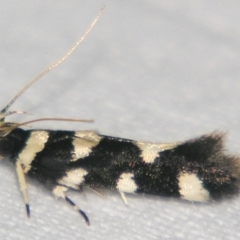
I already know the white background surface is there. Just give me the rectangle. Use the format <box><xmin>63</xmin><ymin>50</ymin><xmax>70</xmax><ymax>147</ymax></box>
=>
<box><xmin>0</xmin><ymin>1</ymin><xmax>240</xmax><ymax>239</ymax></box>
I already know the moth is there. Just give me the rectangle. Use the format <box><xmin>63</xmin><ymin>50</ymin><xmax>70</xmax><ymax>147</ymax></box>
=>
<box><xmin>0</xmin><ymin>7</ymin><xmax>239</xmax><ymax>225</ymax></box>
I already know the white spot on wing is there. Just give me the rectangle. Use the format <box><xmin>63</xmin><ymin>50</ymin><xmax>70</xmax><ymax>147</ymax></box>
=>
<box><xmin>18</xmin><ymin>131</ymin><xmax>49</xmax><ymax>173</ymax></box>
<box><xmin>116</xmin><ymin>173</ymin><xmax>138</xmax><ymax>193</ymax></box>
<box><xmin>178</xmin><ymin>172</ymin><xmax>210</xmax><ymax>202</ymax></box>
<box><xmin>71</xmin><ymin>131</ymin><xmax>101</xmax><ymax>161</ymax></box>
<box><xmin>52</xmin><ymin>186</ymin><xmax>68</xmax><ymax>198</ymax></box>
<box><xmin>135</xmin><ymin>141</ymin><xmax>179</xmax><ymax>163</ymax></box>
<box><xmin>58</xmin><ymin>168</ymin><xmax>88</xmax><ymax>189</ymax></box>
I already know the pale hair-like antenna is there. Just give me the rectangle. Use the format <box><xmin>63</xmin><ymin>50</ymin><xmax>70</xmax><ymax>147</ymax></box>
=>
<box><xmin>0</xmin><ymin>6</ymin><xmax>105</xmax><ymax>118</ymax></box>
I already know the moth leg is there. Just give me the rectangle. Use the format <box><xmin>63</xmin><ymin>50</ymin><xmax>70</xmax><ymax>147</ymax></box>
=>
<box><xmin>65</xmin><ymin>197</ymin><xmax>90</xmax><ymax>225</ymax></box>
<box><xmin>119</xmin><ymin>191</ymin><xmax>128</xmax><ymax>205</ymax></box>
<box><xmin>15</xmin><ymin>161</ymin><xmax>30</xmax><ymax>217</ymax></box>
<box><xmin>52</xmin><ymin>185</ymin><xmax>90</xmax><ymax>225</ymax></box>
<box><xmin>85</xmin><ymin>186</ymin><xmax>105</xmax><ymax>198</ymax></box>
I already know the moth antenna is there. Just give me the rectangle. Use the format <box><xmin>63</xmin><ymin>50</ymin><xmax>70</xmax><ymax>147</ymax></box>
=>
<box><xmin>4</xmin><ymin>110</ymin><xmax>32</xmax><ymax>117</ymax></box>
<box><xmin>0</xmin><ymin>6</ymin><xmax>105</xmax><ymax>119</ymax></box>
<box><xmin>0</xmin><ymin>118</ymin><xmax>94</xmax><ymax>137</ymax></box>
<box><xmin>18</xmin><ymin>117</ymin><xmax>94</xmax><ymax>127</ymax></box>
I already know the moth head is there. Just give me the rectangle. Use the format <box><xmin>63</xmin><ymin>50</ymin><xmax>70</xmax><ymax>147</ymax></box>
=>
<box><xmin>0</xmin><ymin>108</ymin><xmax>20</xmax><ymax>137</ymax></box>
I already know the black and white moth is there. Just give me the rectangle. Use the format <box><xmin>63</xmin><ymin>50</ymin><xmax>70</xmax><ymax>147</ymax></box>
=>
<box><xmin>1</xmin><ymin>8</ymin><xmax>240</xmax><ymax>225</ymax></box>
